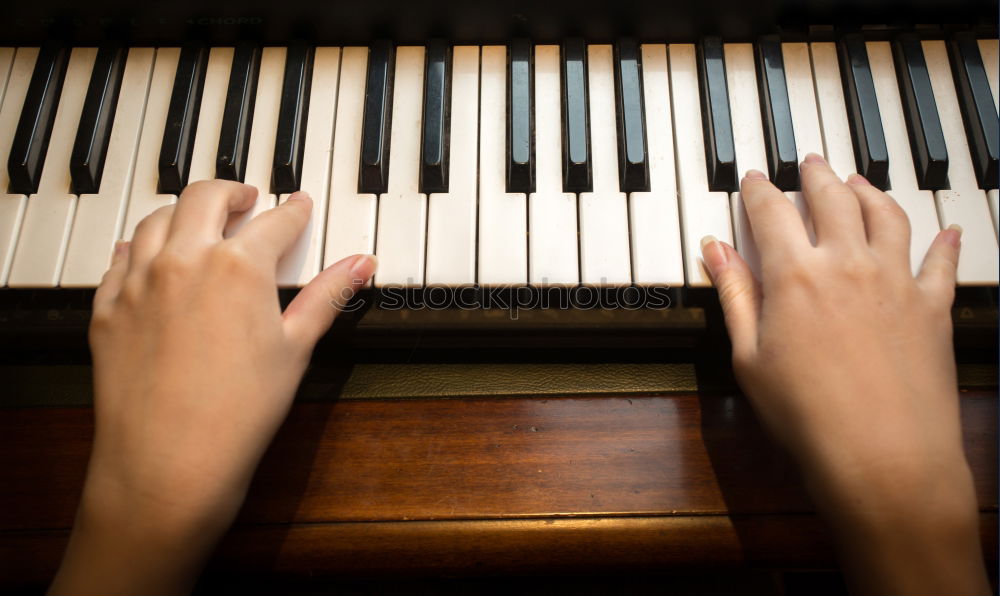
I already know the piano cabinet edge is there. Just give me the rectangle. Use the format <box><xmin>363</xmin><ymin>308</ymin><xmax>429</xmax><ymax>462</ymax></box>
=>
<box><xmin>0</xmin><ymin>513</ymin><xmax>996</xmax><ymax>586</ymax></box>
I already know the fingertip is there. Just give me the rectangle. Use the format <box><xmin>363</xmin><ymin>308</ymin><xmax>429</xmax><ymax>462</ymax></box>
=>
<box><xmin>743</xmin><ymin>169</ymin><xmax>768</xmax><ymax>182</ymax></box>
<box><xmin>846</xmin><ymin>173</ymin><xmax>872</xmax><ymax>187</ymax></box>
<box><xmin>942</xmin><ymin>224</ymin><xmax>962</xmax><ymax>249</ymax></box>
<box><xmin>238</xmin><ymin>183</ymin><xmax>260</xmax><ymax>209</ymax></box>
<box><xmin>348</xmin><ymin>254</ymin><xmax>378</xmax><ymax>285</ymax></box>
<box><xmin>286</xmin><ymin>190</ymin><xmax>313</xmax><ymax>204</ymax></box>
<box><xmin>802</xmin><ymin>152</ymin><xmax>827</xmax><ymax>166</ymax></box>
<box><xmin>700</xmin><ymin>235</ymin><xmax>728</xmax><ymax>281</ymax></box>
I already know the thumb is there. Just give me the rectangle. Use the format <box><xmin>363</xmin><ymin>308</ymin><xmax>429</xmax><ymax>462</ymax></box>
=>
<box><xmin>701</xmin><ymin>236</ymin><xmax>760</xmax><ymax>359</ymax></box>
<box><xmin>283</xmin><ymin>254</ymin><xmax>378</xmax><ymax>348</ymax></box>
<box><xmin>916</xmin><ymin>224</ymin><xmax>961</xmax><ymax>308</ymax></box>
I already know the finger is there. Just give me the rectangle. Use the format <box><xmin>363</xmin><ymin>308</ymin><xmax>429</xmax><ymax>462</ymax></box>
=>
<box><xmin>127</xmin><ymin>204</ymin><xmax>175</xmax><ymax>274</ymax></box>
<box><xmin>93</xmin><ymin>241</ymin><xmax>130</xmax><ymax>314</ymax></box>
<box><xmin>165</xmin><ymin>180</ymin><xmax>258</xmax><ymax>248</ymax></box>
<box><xmin>917</xmin><ymin>224</ymin><xmax>961</xmax><ymax>307</ymax></box>
<box><xmin>283</xmin><ymin>254</ymin><xmax>378</xmax><ymax>349</ymax></box>
<box><xmin>799</xmin><ymin>153</ymin><xmax>867</xmax><ymax>247</ymax></box>
<box><xmin>741</xmin><ymin>169</ymin><xmax>811</xmax><ymax>267</ymax></box>
<box><xmin>701</xmin><ymin>236</ymin><xmax>760</xmax><ymax>359</ymax></box>
<box><xmin>847</xmin><ymin>173</ymin><xmax>911</xmax><ymax>268</ymax></box>
<box><xmin>231</xmin><ymin>192</ymin><xmax>312</xmax><ymax>265</ymax></box>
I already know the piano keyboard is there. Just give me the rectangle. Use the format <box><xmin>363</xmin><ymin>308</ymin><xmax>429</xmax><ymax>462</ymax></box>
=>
<box><xmin>0</xmin><ymin>38</ymin><xmax>997</xmax><ymax>290</ymax></box>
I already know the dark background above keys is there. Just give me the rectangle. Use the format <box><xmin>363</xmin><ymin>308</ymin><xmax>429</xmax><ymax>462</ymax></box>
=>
<box><xmin>2</xmin><ymin>0</ymin><xmax>997</xmax><ymax>45</ymax></box>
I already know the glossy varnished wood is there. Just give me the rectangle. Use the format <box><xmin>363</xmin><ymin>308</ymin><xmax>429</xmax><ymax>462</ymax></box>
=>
<box><xmin>0</xmin><ymin>391</ymin><xmax>995</xmax><ymax>583</ymax></box>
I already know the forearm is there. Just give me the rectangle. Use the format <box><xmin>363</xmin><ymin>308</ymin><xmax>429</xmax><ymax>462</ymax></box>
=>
<box><xmin>808</xmin><ymin>456</ymin><xmax>990</xmax><ymax>596</ymax></box>
<box><xmin>49</xmin><ymin>482</ymin><xmax>233</xmax><ymax>596</ymax></box>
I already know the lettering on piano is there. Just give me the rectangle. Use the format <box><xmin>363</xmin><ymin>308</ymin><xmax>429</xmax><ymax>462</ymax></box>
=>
<box><xmin>328</xmin><ymin>285</ymin><xmax>673</xmax><ymax>320</ymax></box>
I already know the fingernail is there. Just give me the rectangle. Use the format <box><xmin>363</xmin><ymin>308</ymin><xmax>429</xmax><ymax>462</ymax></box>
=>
<box><xmin>287</xmin><ymin>191</ymin><xmax>311</xmax><ymax>202</ymax></box>
<box><xmin>113</xmin><ymin>240</ymin><xmax>130</xmax><ymax>256</ymax></box>
<box><xmin>744</xmin><ymin>169</ymin><xmax>768</xmax><ymax>181</ymax></box>
<box><xmin>349</xmin><ymin>254</ymin><xmax>378</xmax><ymax>282</ymax></box>
<box><xmin>846</xmin><ymin>173</ymin><xmax>872</xmax><ymax>186</ymax></box>
<box><xmin>700</xmin><ymin>235</ymin><xmax>728</xmax><ymax>276</ymax></box>
<box><xmin>943</xmin><ymin>224</ymin><xmax>963</xmax><ymax>248</ymax></box>
<box><xmin>803</xmin><ymin>152</ymin><xmax>827</xmax><ymax>165</ymax></box>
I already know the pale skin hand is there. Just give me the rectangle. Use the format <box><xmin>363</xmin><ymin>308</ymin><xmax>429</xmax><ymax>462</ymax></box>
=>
<box><xmin>49</xmin><ymin>180</ymin><xmax>376</xmax><ymax>596</ymax></box>
<box><xmin>700</xmin><ymin>153</ymin><xmax>989</xmax><ymax>596</ymax></box>
<box><xmin>50</xmin><ymin>161</ymin><xmax>990</xmax><ymax>595</ymax></box>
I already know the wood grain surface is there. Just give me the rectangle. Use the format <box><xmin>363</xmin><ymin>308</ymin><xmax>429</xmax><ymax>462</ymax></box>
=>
<box><xmin>0</xmin><ymin>391</ymin><xmax>995</xmax><ymax>585</ymax></box>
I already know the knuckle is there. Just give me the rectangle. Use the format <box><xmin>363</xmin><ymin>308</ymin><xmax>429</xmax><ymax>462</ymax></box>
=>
<box><xmin>813</xmin><ymin>179</ymin><xmax>855</xmax><ymax>200</ymax></box>
<box><xmin>149</xmin><ymin>250</ymin><xmax>193</xmax><ymax>285</ymax></box>
<box><xmin>182</xmin><ymin>178</ymin><xmax>231</xmax><ymax>197</ymax></box>
<box><xmin>717</xmin><ymin>276</ymin><xmax>753</xmax><ymax>310</ymax></box>
<box><xmin>117</xmin><ymin>276</ymin><xmax>145</xmax><ymax>307</ymax></box>
<box><xmin>877</xmin><ymin>198</ymin><xmax>907</xmax><ymax>220</ymax></box>
<box><xmin>212</xmin><ymin>241</ymin><xmax>264</xmax><ymax>279</ymax></box>
<box><xmin>841</xmin><ymin>255</ymin><xmax>880</xmax><ymax>282</ymax></box>
<box><xmin>88</xmin><ymin>307</ymin><xmax>114</xmax><ymax>334</ymax></box>
<box><xmin>769</xmin><ymin>259</ymin><xmax>813</xmax><ymax>289</ymax></box>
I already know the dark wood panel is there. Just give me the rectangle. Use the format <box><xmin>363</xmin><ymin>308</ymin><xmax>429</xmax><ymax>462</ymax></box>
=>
<box><xmin>1</xmin><ymin>514</ymin><xmax>996</xmax><ymax>586</ymax></box>
<box><xmin>0</xmin><ymin>393</ymin><xmax>995</xmax><ymax>531</ymax></box>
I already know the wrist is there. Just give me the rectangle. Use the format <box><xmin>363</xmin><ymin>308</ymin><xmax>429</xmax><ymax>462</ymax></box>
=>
<box><xmin>804</xmin><ymin>447</ymin><xmax>979</xmax><ymax>529</ymax></box>
<box><xmin>50</xmin><ymin>474</ymin><xmax>236</xmax><ymax>596</ymax></box>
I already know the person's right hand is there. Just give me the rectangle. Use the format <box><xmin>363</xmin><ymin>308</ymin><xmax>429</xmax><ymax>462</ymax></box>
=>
<box><xmin>700</xmin><ymin>153</ymin><xmax>989</xmax><ymax>596</ymax></box>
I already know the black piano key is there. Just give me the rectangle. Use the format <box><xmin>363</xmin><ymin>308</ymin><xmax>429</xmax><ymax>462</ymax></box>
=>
<box><xmin>838</xmin><ymin>34</ymin><xmax>890</xmax><ymax>190</ymax></box>
<box><xmin>561</xmin><ymin>38</ymin><xmax>591</xmax><ymax>192</ymax></box>
<box><xmin>892</xmin><ymin>34</ymin><xmax>949</xmax><ymax>190</ymax></box>
<box><xmin>948</xmin><ymin>32</ymin><xmax>999</xmax><ymax>189</ymax></box>
<box><xmin>420</xmin><ymin>40</ymin><xmax>451</xmax><ymax>194</ymax></box>
<box><xmin>755</xmin><ymin>37</ymin><xmax>799</xmax><ymax>191</ymax></box>
<box><xmin>359</xmin><ymin>40</ymin><xmax>395</xmax><ymax>194</ymax></box>
<box><xmin>696</xmin><ymin>37</ymin><xmax>737</xmax><ymax>192</ymax></box>
<box><xmin>7</xmin><ymin>45</ymin><xmax>70</xmax><ymax>195</ymax></box>
<box><xmin>507</xmin><ymin>39</ymin><xmax>534</xmax><ymax>193</ymax></box>
<box><xmin>614</xmin><ymin>38</ymin><xmax>649</xmax><ymax>192</ymax></box>
<box><xmin>216</xmin><ymin>43</ymin><xmax>261</xmax><ymax>182</ymax></box>
<box><xmin>272</xmin><ymin>45</ymin><xmax>314</xmax><ymax>194</ymax></box>
<box><xmin>69</xmin><ymin>44</ymin><xmax>125</xmax><ymax>195</ymax></box>
<box><xmin>159</xmin><ymin>44</ymin><xmax>208</xmax><ymax>194</ymax></box>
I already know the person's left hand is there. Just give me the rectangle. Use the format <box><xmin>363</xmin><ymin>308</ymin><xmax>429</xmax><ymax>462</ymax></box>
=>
<box><xmin>51</xmin><ymin>180</ymin><xmax>376</xmax><ymax>595</ymax></box>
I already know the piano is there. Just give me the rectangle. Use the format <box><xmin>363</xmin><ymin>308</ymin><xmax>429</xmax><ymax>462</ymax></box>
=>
<box><xmin>0</xmin><ymin>0</ymin><xmax>997</xmax><ymax>590</ymax></box>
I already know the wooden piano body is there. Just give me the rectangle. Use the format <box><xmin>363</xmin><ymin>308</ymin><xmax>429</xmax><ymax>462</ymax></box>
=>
<box><xmin>0</xmin><ymin>0</ymin><xmax>998</xmax><ymax>589</ymax></box>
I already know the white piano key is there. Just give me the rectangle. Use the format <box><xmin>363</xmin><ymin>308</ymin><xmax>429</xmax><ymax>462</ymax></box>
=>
<box><xmin>866</xmin><ymin>41</ymin><xmax>940</xmax><ymax>275</ymax></box>
<box><xmin>188</xmin><ymin>46</ymin><xmax>234</xmax><ymax>182</ymax></box>
<box><xmin>725</xmin><ymin>43</ymin><xmax>773</xmax><ymax>278</ymax></box>
<box><xmin>922</xmin><ymin>40</ymin><xmax>998</xmax><ymax>285</ymax></box>
<box><xmin>668</xmin><ymin>44</ymin><xmax>733</xmax><ymax>287</ymax></box>
<box><xmin>778</xmin><ymin>43</ymin><xmax>820</xmax><ymax>247</ymax></box>
<box><xmin>810</xmin><ymin>42</ymin><xmax>858</xmax><ymax>181</ymax></box>
<box><xmin>373</xmin><ymin>46</ymin><xmax>427</xmax><ymax>288</ymax></box>
<box><xmin>0</xmin><ymin>48</ymin><xmax>14</xmax><ymax>95</ymax></box>
<box><xmin>277</xmin><ymin>47</ymin><xmax>340</xmax><ymax>287</ymax></box>
<box><xmin>578</xmin><ymin>44</ymin><xmax>631</xmax><ymax>286</ymax></box>
<box><xmin>60</xmin><ymin>48</ymin><xmax>155</xmax><ymax>287</ymax></box>
<box><xmin>988</xmin><ymin>189</ymin><xmax>999</xmax><ymax>235</ymax></box>
<box><xmin>629</xmin><ymin>44</ymin><xmax>683</xmax><ymax>286</ymax></box>
<box><xmin>527</xmin><ymin>44</ymin><xmax>578</xmax><ymax>287</ymax></box>
<box><xmin>324</xmin><ymin>47</ymin><xmax>377</xmax><ymax>268</ymax></box>
<box><xmin>478</xmin><ymin>45</ymin><xmax>527</xmax><ymax>286</ymax></box>
<box><xmin>0</xmin><ymin>48</ymin><xmax>38</xmax><ymax>286</ymax></box>
<box><xmin>426</xmin><ymin>46</ymin><xmax>480</xmax><ymax>286</ymax></box>
<box><xmin>782</xmin><ymin>43</ymin><xmax>823</xmax><ymax>160</ymax></box>
<box><xmin>121</xmin><ymin>48</ymin><xmax>181</xmax><ymax>240</ymax></box>
<box><xmin>228</xmin><ymin>46</ymin><xmax>284</xmax><ymax>231</ymax></box>
<box><xmin>7</xmin><ymin>47</ymin><xmax>97</xmax><ymax>288</ymax></box>
<box><xmin>977</xmin><ymin>39</ymin><xmax>998</xmax><ymax>115</ymax></box>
